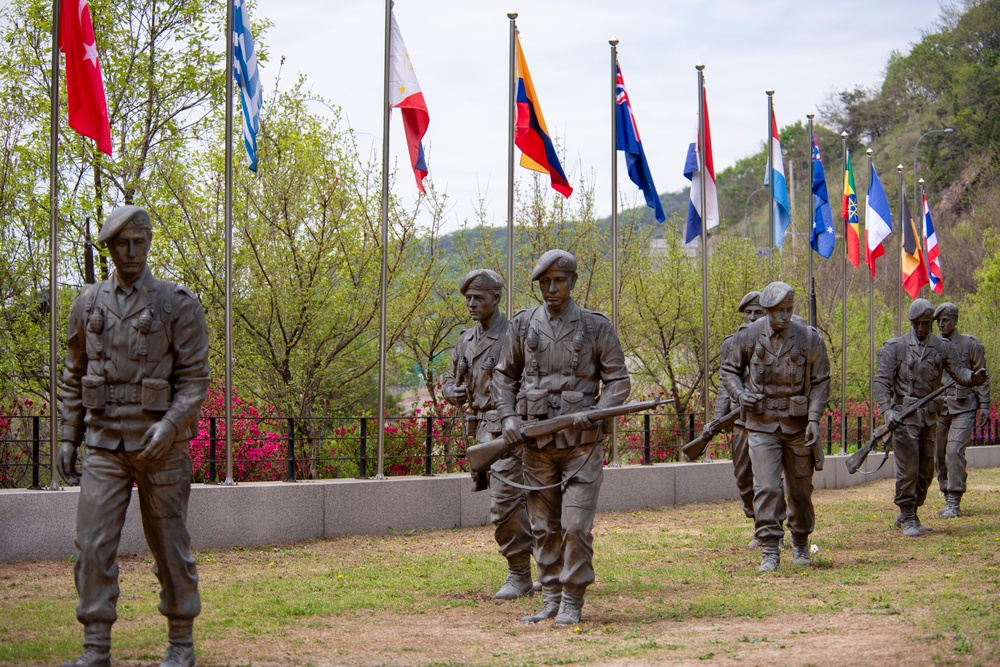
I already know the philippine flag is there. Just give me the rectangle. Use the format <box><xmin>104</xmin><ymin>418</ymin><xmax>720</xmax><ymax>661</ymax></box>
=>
<box><xmin>683</xmin><ymin>87</ymin><xmax>718</xmax><ymax>245</ymax></box>
<box><xmin>769</xmin><ymin>111</ymin><xmax>791</xmax><ymax>248</ymax></box>
<box><xmin>923</xmin><ymin>194</ymin><xmax>943</xmax><ymax>294</ymax></box>
<box><xmin>864</xmin><ymin>161</ymin><xmax>893</xmax><ymax>278</ymax></box>
<box><xmin>389</xmin><ymin>11</ymin><xmax>429</xmax><ymax>193</ymax></box>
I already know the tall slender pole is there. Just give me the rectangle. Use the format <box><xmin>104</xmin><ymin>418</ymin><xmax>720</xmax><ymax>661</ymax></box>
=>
<box><xmin>609</xmin><ymin>39</ymin><xmax>620</xmax><ymax>467</ymax></box>
<box><xmin>867</xmin><ymin>148</ymin><xmax>875</xmax><ymax>436</ymax></box>
<box><xmin>698</xmin><ymin>65</ymin><xmax>711</xmax><ymax>441</ymax></box>
<box><xmin>223</xmin><ymin>0</ymin><xmax>236</xmax><ymax>485</ymax></box>
<box><xmin>913</xmin><ymin>128</ymin><xmax>953</xmax><ymax>295</ymax></box>
<box><xmin>375</xmin><ymin>0</ymin><xmax>393</xmax><ymax>480</ymax></box>
<box><xmin>806</xmin><ymin>114</ymin><xmax>816</xmax><ymax>328</ymax></box>
<box><xmin>48</xmin><ymin>0</ymin><xmax>61</xmax><ymax>490</ymax></box>
<box><xmin>840</xmin><ymin>132</ymin><xmax>849</xmax><ymax>454</ymax></box>
<box><xmin>506</xmin><ymin>13</ymin><xmax>517</xmax><ymax>319</ymax></box>
<box><xmin>766</xmin><ymin>90</ymin><xmax>775</xmax><ymax>260</ymax></box>
<box><xmin>896</xmin><ymin>164</ymin><xmax>905</xmax><ymax>337</ymax></box>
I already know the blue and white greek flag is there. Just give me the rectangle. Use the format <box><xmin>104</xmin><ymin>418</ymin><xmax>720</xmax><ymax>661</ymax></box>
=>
<box><xmin>233</xmin><ymin>0</ymin><xmax>261</xmax><ymax>171</ymax></box>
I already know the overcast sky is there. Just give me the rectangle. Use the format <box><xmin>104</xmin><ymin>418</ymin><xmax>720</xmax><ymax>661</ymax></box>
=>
<box><xmin>255</xmin><ymin>0</ymin><xmax>946</xmax><ymax>232</ymax></box>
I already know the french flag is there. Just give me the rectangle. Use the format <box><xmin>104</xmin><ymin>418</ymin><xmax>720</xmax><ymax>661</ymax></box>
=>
<box><xmin>923</xmin><ymin>194</ymin><xmax>943</xmax><ymax>294</ymax></box>
<box><xmin>389</xmin><ymin>11</ymin><xmax>429</xmax><ymax>193</ymax></box>
<box><xmin>864</xmin><ymin>161</ymin><xmax>893</xmax><ymax>278</ymax></box>
<box><xmin>683</xmin><ymin>87</ymin><xmax>718</xmax><ymax>245</ymax></box>
<box><xmin>769</xmin><ymin>110</ymin><xmax>791</xmax><ymax>248</ymax></box>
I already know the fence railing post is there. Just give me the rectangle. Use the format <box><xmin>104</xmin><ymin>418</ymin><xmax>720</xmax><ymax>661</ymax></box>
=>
<box><xmin>424</xmin><ymin>416</ymin><xmax>434</xmax><ymax>476</ymax></box>
<box><xmin>856</xmin><ymin>416</ymin><xmax>863</xmax><ymax>450</ymax></box>
<box><xmin>826</xmin><ymin>414</ymin><xmax>833</xmax><ymax>455</ymax></box>
<box><xmin>208</xmin><ymin>417</ymin><xmax>217</xmax><ymax>485</ymax></box>
<box><xmin>285</xmin><ymin>417</ymin><xmax>296</xmax><ymax>482</ymax></box>
<box><xmin>643</xmin><ymin>414</ymin><xmax>651</xmax><ymax>465</ymax></box>
<box><xmin>31</xmin><ymin>416</ymin><xmax>41</xmax><ymax>489</ymax></box>
<box><xmin>687</xmin><ymin>413</ymin><xmax>695</xmax><ymax>461</ymax></box>
<box><xmin>358</xmin><ymin>417</ymin><xmax>368</xmax><ymax>479</ymax></box>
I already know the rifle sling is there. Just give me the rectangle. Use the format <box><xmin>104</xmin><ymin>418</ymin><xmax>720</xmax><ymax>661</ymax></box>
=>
<box><xmin>487</xmin><ymin>440</ymin><xmax>601</xmax><ymax>492</ymax></box>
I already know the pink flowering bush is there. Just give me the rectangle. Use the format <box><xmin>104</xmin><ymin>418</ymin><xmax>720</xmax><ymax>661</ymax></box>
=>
<box><xmin>0</xmin><ymin>398</ymin><xmax>43</xmax><ymax>488</ymax></box>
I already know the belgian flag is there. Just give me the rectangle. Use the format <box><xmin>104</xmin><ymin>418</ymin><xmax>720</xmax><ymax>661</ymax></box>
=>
<box><xmin>901</xmin><ymin>195</ymin><xmax>930</xmax><ymax>298</ymax></box>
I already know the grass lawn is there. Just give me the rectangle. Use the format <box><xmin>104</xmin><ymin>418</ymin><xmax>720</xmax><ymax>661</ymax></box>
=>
<box><xmin>2</xmin><ymin>468</ymin><xmax>999</xmax><ymax>666</ymax></box>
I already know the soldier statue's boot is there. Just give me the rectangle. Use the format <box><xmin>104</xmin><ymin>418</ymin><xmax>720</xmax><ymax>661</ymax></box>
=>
<box><xmin>747</xmin><ymin>536</ymin><xmax>762</xmax><ymax>548</ymax></box>
<box><xmin>791</xmin><ymin>535</ymin><xmax>812</xmax><ymax>567</ymax></box>
<box><xmin>898</xmin><ymin>507</ymin><xmax>922</xmax><ymax>538</ymax></box>
<box><xmin>494</xmin><ymin>556</ymin><xmax>535</xmax><ymax>600</ymax></box>
<box><xmin>62</xmin><ymin>623</ymin><xmax>112</xmax><ymax>667</ymax></box>
<box><xmin>913</xmin><ymin>511</ymin><xmax>933</xmax><ymax>533</ymax></box>
<box><xmin>554</xmin><ymin>588</ymin><xmax>585</xmax><ymax>627</ymax></box>
<box><xmin>521</xmin><ymin>593</ymin><xmax>561</xmax><ymax>624</ymax></box>
<box><xmin>758</xmin><ymin>544</ymin><xmax>780</xmax><ymax>572</ymax></box>
<box><xmin>940</xmin><ymin>492</ymin><xmax>962</xmax><ymax>519</ymax></box>
<box><xmin>160</xmin><ymin>619</ymin><xmax>196</xmax><ymax>667</ymax></box>
<box><xmin>937</xmin><ymin>492</ymin><xmax>951</xmax><ymax>516</ymax></box>
<box><xmin>60</xmin><ymin>647</ymin><xmax>111</xmax><ymax>667</ymax></box>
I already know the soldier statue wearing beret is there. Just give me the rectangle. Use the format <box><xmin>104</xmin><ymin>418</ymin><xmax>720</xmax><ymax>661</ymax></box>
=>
<box><xmin>933</xmin><ymin>303</ymin><xmax>990</xmax><ymax>519</ymax></box>
<box><xmin>721</xmin><ymin>281</ymin><xmax>830</xmax><ymax>572</ymax></box>
<box><xmin>58</xmin><ymin>206</ymin><xmax>210</xmax><ymax>667</ymax></box>
<box><xmin>493</xmin><ymin>249</ymin><xmax>631</xmax><ymax>626</ymax></box>
<box><xmin>442</xmin><ymin>269</ymin><xmax>535</xmax><ymax>599</ymax></box>
<box><xmin>702</xmin><ymin>290</ymin><xmax>765</xmax><ymax>540</ymax></box>
<box><xmin>874</xmin><ymin>299</ymin><xmax>987</xmax><ymax>537</ymax></box>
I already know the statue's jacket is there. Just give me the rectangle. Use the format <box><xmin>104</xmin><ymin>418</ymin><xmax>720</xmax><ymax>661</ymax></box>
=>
<box><xmin>61</xmin><ymin>268</ymin><xmax>210</xmax><ymax>451</ymax></box>
<box><xmin>939</xmin><ymin>332</ymin><xmax>990</xmax><ymax>416</ymax></box>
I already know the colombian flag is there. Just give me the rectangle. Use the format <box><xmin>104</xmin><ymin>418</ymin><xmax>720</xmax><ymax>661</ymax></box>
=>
<box><xmin>514</xmin><ymin>33</ymin><xmax>572</xmax><ymax>198</ymax></box>
<box><xmin>842</xmin><ymin>152</ymin><xmax>861</xmax><ymax>267</ymax></box>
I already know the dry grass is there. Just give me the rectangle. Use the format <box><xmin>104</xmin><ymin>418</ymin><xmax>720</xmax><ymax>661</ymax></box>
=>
<box><xmin>2</xmin><ymin>468</ymin><xmax>999</xmax><ymax>666</ymax></box>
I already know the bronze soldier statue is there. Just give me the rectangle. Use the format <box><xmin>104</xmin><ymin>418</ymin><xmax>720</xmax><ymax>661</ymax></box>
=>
<box><xmin>442</xmin><ymin>269</ymin><xmax>534</xmax><ymax>599</ymax></box>
<box><xmin>493</xmin><ymin>249</ymin><xmax>630</xmax><ymax>626</ymax></box>
<box><xmin>701</xmin><ymin>291</ymin><xmax>764</xmax><ymax>540</ymax></box>
<box><xmin>721</xmin><ymin>281</ymin><xmax>830</xmax><ymax>572</ymax></box>
<box><xmin>934</xmin><ymin>303</ymin><xmax>990</xmax><ymax>519</ymax></box>
<box><xmin>58</xmin><ymin>206</ymin><xmax>210</xmax><ymax>667</ymax></box>
<box><xmin>874</xmin><ymin>299</ymin><xmax>987</xmax><ymax>537</ymax></box>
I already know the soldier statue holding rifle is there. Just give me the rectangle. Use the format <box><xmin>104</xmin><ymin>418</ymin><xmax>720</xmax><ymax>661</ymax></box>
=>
<box><xmin>933</xmin><ymin>302</ymin><xmax>990</xmax><ymax>519</ymax></box>
<box><xmin>58</xmin><ymin>206</ymin><xmax>209</xmax><ymax>667</ymax></box>
<box><xmin>442</xmin><ymin>269</ymin><xmax>535</xmax><ymax>599</ymax></box>
<box><xmin>492</xmin><ymin>249</ymin><xmax>631</xmax><ymax>626</ymax></box>
<box><xmin>721</xmin><ymin>281</ymin><xmax>830</xmax><ymax>573</ymax></box>
<box><xmin>874</xmin><ymin>299</ymin><xmax>988</xmax><ymax>537</ymax></box>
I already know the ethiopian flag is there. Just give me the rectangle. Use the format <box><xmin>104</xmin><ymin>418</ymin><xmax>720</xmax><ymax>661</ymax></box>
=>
<box><xmin>842</xmin><ymin>152</ymin><xmax>861</xmax><ymax>267</ymax></box>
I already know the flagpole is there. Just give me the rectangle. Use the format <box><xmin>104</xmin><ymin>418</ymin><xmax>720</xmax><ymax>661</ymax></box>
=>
<box><xmin>375</xmin><ymin>0</ymin><xmax>394</xmax><ymax>481</ymax></box>
<box><xmin>807</xmin><ymin>114</ymin><xmax>816</xmax><ymax>328</ymax></box>
<box><xmin>896</xmin><ymin>164</ymin><xmax>904</xmax><ymax>337</ymax></box>
<box><xmin>867</xmin><ymin>148</ymin><xmax>875</xmax><ymax>437</ymax></box>
<box><xmin>506</xmin><ymin>12</ymin><xmax>517</xmax><ymax>320</ymax></box>
<box><xmin>766</xmin><ymin>90</ymin><xmax>775</xmax><ymax>264</ymax></box>
<box><xmin>697</xmin><ymin>64</ymin><xmax>711</xmax><ymax>445</ymax></box>
<box><xmin>47</xmin><ymin>0</ymin><xmax>61</xmax><ymax>491</ymax></box>
<box><xmin>609</xmin><ymin>39</ymin><xmax>620</xmax><ymax>467</ymax></box>
<box><xmin>840</xmin><ymin>131</ymin><xmax>849</xmax><ymax>455</ymax></box>
<box><xmin>223</xmin><ymin>0</ymin><xmax>236</xmax><ymax>485</ymax></box>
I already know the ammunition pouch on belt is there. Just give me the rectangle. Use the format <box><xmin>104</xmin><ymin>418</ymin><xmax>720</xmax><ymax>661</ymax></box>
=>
<box><xmin>482</xmin><ymin>409</ymin><xmax>502</xmax><ymax>435</ymax></box>
<box><xmin>762</xmin><ymin>395</ymin><xmax>808</xmax><ymax>417</ymax></box>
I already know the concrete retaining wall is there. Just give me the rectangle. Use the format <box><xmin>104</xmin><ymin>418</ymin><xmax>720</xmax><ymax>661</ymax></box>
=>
<box><xmin>3</xmin><ymin>446</ymin><xmax>998</xmax><ymax>562</ymax></box>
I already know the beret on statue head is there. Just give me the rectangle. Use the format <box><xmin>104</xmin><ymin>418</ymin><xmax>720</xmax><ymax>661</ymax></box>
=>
<box><xmin>738</xmin><ymin>290</ymin><xmax>761</xmax><ymax>313</ymax></box>
<box><xmin>97</xmin><ymin>206</ymin><xmax>151</xmax><ymax>246</ymax></box>
<box><xmin>908</xmin><ymin>298</ymin><xmax>935</xmax><ymax>321</ymax></box>
<box><xmin>759</xmin><ymin>281</ymin><xmax>794</xmax><ymax>309</ymax></box>
<box><xmin>933</xmin><ymin>302</ymin><xmax>958</xmax><ymax>320</ymax></box>
<box><xmin>530</xmin><ymin>249</ymin><xmax>577</xmax><ymax>281</ymax></box>
<box><xmin>459</xmin><ymin>269</ymin><xmax>504</xmax><ymax>295</ymax></box>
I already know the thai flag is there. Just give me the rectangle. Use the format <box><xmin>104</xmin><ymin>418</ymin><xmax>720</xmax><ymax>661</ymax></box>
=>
<box><xmin>923</xmin><ymin>194</ymin><xmax>943</xmax><ymax>294</ymax></box>
<box><xmin>769</xmin><ymin>110</ymin><xmax>791</xmax><ymax>248</ymax></box>
<box><xmin>233</xmin><ymin>0</ymin><xmax>261</xmax><ymax>171</ymax></box>
<box><xmin>683</xmin><ymin>87</ymin><xmax>718</xmax><ymax>245</ymax></box>
<box><xmin>389</xmin><ymin>10</ymin><xmax>430</xmax><ymax>193</ymax></box>
<box><xmin>615</xmin><ymin>62</ymin><xmax>664</xmax><ymax>222</ymax></box>
<box><xmin>864</xmin><ymin>161</ymin><xmax>893</xmax><ymax>278</ymax></box>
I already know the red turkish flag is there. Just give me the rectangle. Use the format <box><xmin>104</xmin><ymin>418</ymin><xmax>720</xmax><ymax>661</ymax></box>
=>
<box><xmin>59</xmin><ymin>0</ymin><xmax>112</xmax><ymax>155</ymax></box>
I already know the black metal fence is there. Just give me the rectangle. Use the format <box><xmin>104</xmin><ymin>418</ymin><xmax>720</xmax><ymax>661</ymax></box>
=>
<box><xmin>3</xmin><ymin>410</ymin><xmax>998</xmax><ymax>488</ymax></box>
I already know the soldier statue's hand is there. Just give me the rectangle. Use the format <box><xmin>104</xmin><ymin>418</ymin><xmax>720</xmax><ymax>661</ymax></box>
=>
<box><xmin>977</xmin><ymin>408</ymin><xmax>989</xmax><ymax>429</ymax></box>
<box><xmin>57</xmin><ymin>442</ymin><xmax>80</xmax><ymax>486</ymax></box>
<box><xmin>972</xmin><ymin>368</ymin><xmax>989</xmax><ymax>385</ymax></box>
<box><xmin>442</xmin><ymin>383</ymin><xmax>468</xmax><ymax>405</ymax></box>
<box><xmin>804</xmin><ymin>420</ymin><xmax>821</xmax><ymax>449</ymax></box>
<box><xmin>137</xmin><ymin>419</ymin><xmax>179</xmax><ymax>461</ymax></box>
<box><xmin>501</xmin><ymin>416</ymin><xmax>525</xmax><ymax>446</ymax></box>
<box><xmin>883</xmin><ymin>409</ymin><xmax>900</xmax><ymax>430</ymax></box>
<box><xmin>702</xmin><ymin>420</ymin><xmax>719</xmax><ymax>439</ymax></box>
<box><xmin>573</xmin><ymin>411</ymin><xmax>596</xmax><ymax>431</ymax></box>
<box><xmin>737</xmin><ymin>391</ymin><xmax>762</xmax><ymax>410</ymax></box>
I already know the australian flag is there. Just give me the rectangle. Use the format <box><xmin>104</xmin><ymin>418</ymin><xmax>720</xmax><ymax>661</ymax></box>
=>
<box><xmin>616</xmin><ymin>63</ymin><xmax>664</xmax><ymax>222</ymax></box>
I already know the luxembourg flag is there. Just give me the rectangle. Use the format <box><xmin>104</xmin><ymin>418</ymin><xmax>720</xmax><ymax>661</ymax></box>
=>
<box><xmin>682</xmin><ymin>87</ymin><xmax>718</xmax><ymax>245</ymax></box>
<box><xmin>864</xmin><ymin>161</ymin><xmax>893</xmax><ymax>278</ymax></box>
<box><xmin>923</xmin><ymin>194</ymin><xmax>943</xmax><ymax>294</ymax></box>
<box><xmin>769</xmin><ymin>110</ymin><xmax>791</xmax><ymax>248</ymax></box>
<box><xmin>389</xmin><ymin>10</ymin><xmax>429</xmax><ymax>193</ymax></box>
